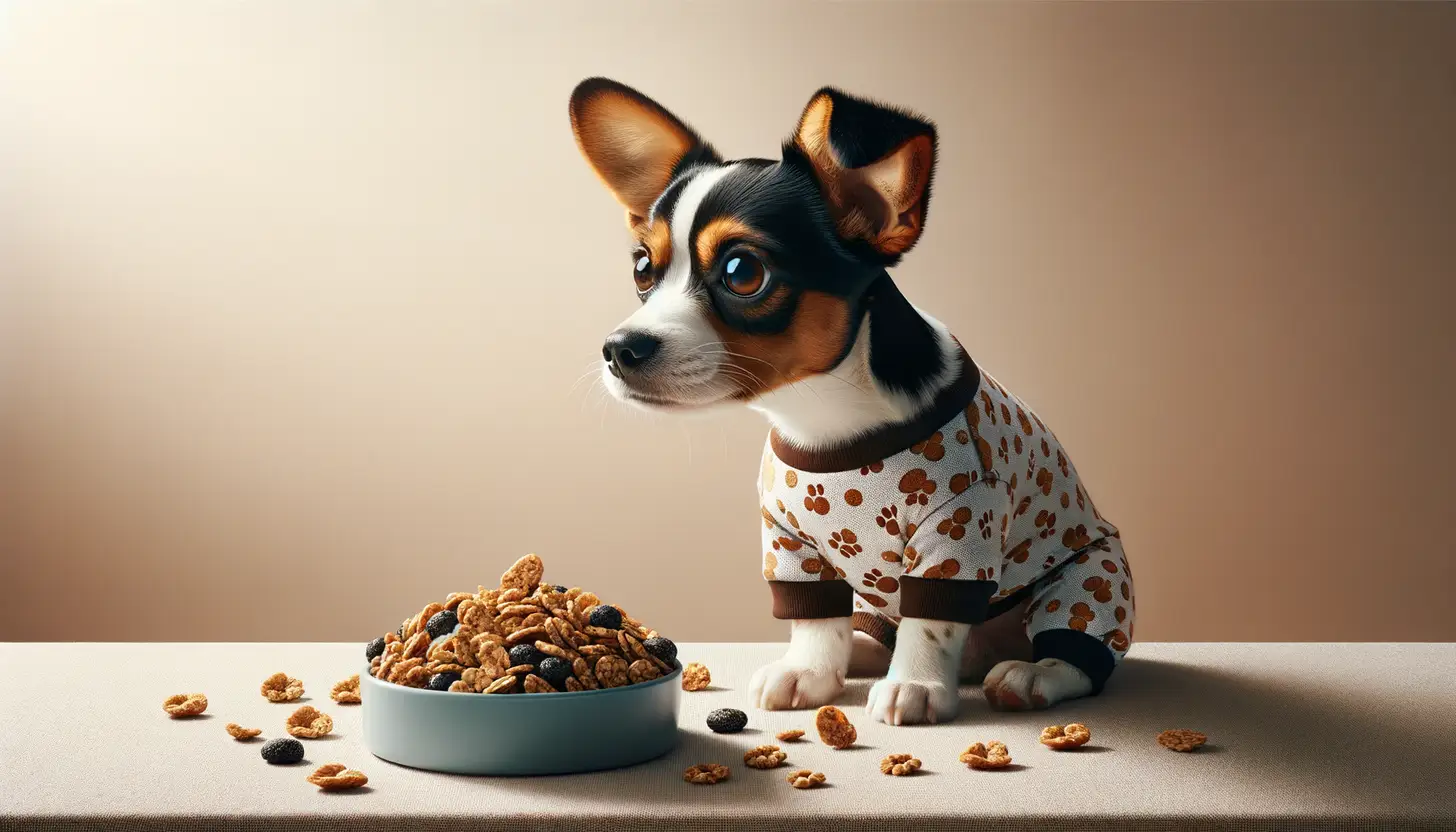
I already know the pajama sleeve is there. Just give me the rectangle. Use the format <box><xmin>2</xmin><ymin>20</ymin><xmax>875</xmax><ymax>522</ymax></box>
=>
<box><xmin>759</xmin><ymin>507</ymin><xmax>854</xmax><ymax>620</ymax></box>
<box><xmin>899</xmin><ymin>479</ymin><xmax>1011</xmax><ymax>624</ymax></box>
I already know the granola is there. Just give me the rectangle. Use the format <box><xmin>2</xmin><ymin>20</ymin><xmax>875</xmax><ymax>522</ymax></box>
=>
<box><xmin>786</xmin><ymin>769</ymin><xmax>827</xmax><ymax>789</ymax></box>
<box><xmin>681</xmin><ymin>662</ymin><xmax>711</xmax><ymax>692</ymax></box>
<box><xmin>1040</xmin><ymin>723</ymin><xmax>1091</xmax><ymax>750</ymax></box>
<box><xmin>684</xmin><ymin>763</ymin><xmax>731</xmax><ymax>785</ymax></box>
<box><xmin>330</xmin><ymin>675</ymin><xmax>361</xmax><ymax>705</ymax></box>
<box><xmin>306</xmin><ymin>763</ymin><xmax>369</xmax><ymax>791</ymax></box>
<box><xmin>285</xmin><ymin>706</ymin><xmax>334</xmax><ymax>739</ymax></box>
<box><xmin>1157</xmin><ymin>729</ymin><xmax>1207</xmax><ymax>752</ymax></box>
<box><xmin>744</xmin><ymin>745</ymin><xmax>788</xmax><ymax>769</ymax></box>
<box><xmin>776</xmin><ymin>729</ymin><xmax>806</xmax><ymax>743</ymax></box>
<box><xmin>225</xmin><ymin>723</ymin><xmax>261</xmax><ymax>740</ymax></box>
<box><xmin>881</xmin><ymin>753</ymin><xmax>922</xmax><ymax>776</ymax></box>
<box><xmin>162</xmin><ymin>693</ymin><xmax>208</xmax><ymax>717</ymax></box>
<box><xmin>260</xmin><ymin>673</ymin><xmax>304</xmax><ymax>703</ymax></box>
<box><xmin>814</xmin><ymin>705</ymin><xmax>857</xmax><ymax>749</ymax></box>
<box><xmin>960</xmin><ymin>741</ymin><xmax>1013</xmax><ymax>770</ymax></box>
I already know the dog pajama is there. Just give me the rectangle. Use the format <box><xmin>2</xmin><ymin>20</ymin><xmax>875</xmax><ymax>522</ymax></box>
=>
<box><xmin>759</xmin><ymin>354</ymin><xmax>1134</xmax><ymax>693</ymax></box>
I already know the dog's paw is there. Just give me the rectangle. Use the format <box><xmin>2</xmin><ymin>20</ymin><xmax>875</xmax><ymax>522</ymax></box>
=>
<box><xmin>749</xmin><ymin>660</ymin><xmax>846</xmax><ymax>711</ymax></box>
<box><xmin>865</xmin><ymin>677</ymin><xmax>959</xmax><ymax>725</ymax></box>
<box><xmin>982</xmin><ymin>658</ymin><xmax>1093</xmax><ymax>710</ymax></box>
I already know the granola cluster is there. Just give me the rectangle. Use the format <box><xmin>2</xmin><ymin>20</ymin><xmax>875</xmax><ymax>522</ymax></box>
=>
<box><xmin>367</xmin><ymin>554</ymin><xmax>679</xmax><ymax>694</ymax></box>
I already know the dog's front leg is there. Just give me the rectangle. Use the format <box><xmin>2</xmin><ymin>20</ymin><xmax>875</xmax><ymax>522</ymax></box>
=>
<box><xmin>865</xmin><ymin>617</ymin><xmax>968</xmax><ymax>725</ymax></box>
<box><xmin>749</xmin><ymin>617</ymin><xmax>852</xmax><ymax>710</ymax></box>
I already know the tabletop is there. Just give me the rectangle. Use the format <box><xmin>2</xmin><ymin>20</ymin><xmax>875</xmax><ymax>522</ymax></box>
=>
<box><xmin>2</xmin><ymin>642</ymin><xmax>1454</xmax><ymax>831</ymax></box>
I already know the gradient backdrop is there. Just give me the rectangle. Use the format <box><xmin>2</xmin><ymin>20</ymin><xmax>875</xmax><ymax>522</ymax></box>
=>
<box><xmin>2</xmin><ymin>1</ymin><xmax>1453</xmax><ymax>643</ymax></box>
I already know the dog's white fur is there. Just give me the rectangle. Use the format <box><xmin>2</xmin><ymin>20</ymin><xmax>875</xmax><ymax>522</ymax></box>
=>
<box><xmin>604</xmin><ymin>168</ymin><xmax>1094</xmax><ymax>724</ymax></box>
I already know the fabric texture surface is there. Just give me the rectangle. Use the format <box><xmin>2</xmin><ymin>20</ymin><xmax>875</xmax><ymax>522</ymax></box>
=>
<box><xmin>2</xmin><ymin>642</ymin><xmax>1454</xmax><ymax>831</ymax></box>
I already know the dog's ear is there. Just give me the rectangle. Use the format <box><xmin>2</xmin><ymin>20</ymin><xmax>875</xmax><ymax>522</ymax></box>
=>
<box><xmin>792</xmin><ymin>87</ymin><xmax>937</xmax><ymax>262</ymax></box>
<box><xmin>570</xmin><ymin>78</ymin><xmax>719</xmax><ymax>230</ymax></box>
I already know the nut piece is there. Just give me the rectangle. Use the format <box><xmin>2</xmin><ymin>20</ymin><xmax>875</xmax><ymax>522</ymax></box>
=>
<box><xmin>330</xmin><ymin>674</ymin><xmax>361</xmax><ymax>704</ymax></box>
<box><xmin>225</xmin><ymin>723</ymin><xmax>262</xmax><ymax>740</ymax></box>
<box><xmin>776</xmin><ymin>729</ymin><xmax>806</xmax><ymax>743</ymax></box>
<box><xmin>681</xmin><ymin>662</ymin><xmax>711</xmax><ymax>692</ymax></box>
<box><xmin>743</xmin><ymin>745</ymin><xmax>788</xmax><ymax>770</ymax></box>
<box><xmin>306</xmin><ymin>763</ymin><xmax>369</xmax><ymax>791</ymax></box>
<box><xmin>162</xmin><ymin>693</ymin><xmax>208</xmax><ymax>717</ymax></box>
<box><xmin>628</xmin><ymin>659</ymin><xmax>662</xmax><ymax>684</ymax></box>
<box><xmin>500</xmin><ymin>553</ymin><xmax>544</xmax><ymax>592</ymax></box>
<box><xmin>1157</xmin><ymin>728</ymin><xmax>1208</xmax><ymax>752</ymax></box>
<box><xmin>285</xmin><ymin>706</ymin><xmax>334</xmax><ymax>738</ymax></box>
<box><xmin>683</xmin><ymin>763</ymin><xmax>731</xmax><ymax>785</ymax></box>
<box><xmin>483</xmin><ymin>675</ymin><xmax>518</xmax><ymax>694</ymax></box>
<box><xmin>1040</xmin><ymin>723</ymin><xmax>1091</xmax><ymax>750</ymax></box>
<box><xmin>880</xmin><ymin>753</ymin><xmax>922</xmax><ymax>776</ymax></box>
<box><xmin>960</xmin><ymin>741</ymin><xmax>1013</xmax><ymax>770</ymax></box>
<box><xmin>596</xmin><ymin>655</ymin><xmax>630</xmax><ymax>688</ymax></box>
<box><xmin>260</xmin><ymin>673</ymin><xmax>304</xmax><ymax>702</ymax></box>
<box><xmin>786</xmin><ymin>769</ymin><xmax>827</xmax><ymax>789</ymax></box>
<box><xmin>814</xmin><ymin>705</ymin><xmax>857</xmax><ymax>749</ymax></box>
<box><xmin>522</xmin><ymin>673</ymin><xmax>555</xmax><ymax>694</ymax></box>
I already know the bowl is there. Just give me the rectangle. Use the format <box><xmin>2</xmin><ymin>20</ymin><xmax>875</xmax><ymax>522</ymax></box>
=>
<box><xmin>360</xmin><ymin>664</ymin><xmax>682</xmax><ymax>775</ymax></box>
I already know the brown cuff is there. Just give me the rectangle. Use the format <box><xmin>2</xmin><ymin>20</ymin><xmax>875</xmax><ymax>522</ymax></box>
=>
<box><xmin>769</xmin><ymin>580</ymin><xmax>854</xmax><ymax>620</ymax></box>
<box><xmin>899</xmin><ymin>577</ymin><xmax>997</xmax><ymax>624</ymax></box>
<box><xmin>851</xmin><ymin>611</ymin><xmax>897</xmax><ymax>651</ymax></box>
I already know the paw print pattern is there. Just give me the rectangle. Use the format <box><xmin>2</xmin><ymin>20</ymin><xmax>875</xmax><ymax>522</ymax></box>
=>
<box><xmin>1017</xmin><ymin>407</ymin><xmax>1035</xmax><ymax>435</ymax></box>
<box><xmin>801</xmin><ymin>554</ymin><xmax>844</xmax><ymax>581</ymax></box>
<box><xmin>980</xmin><ymin>391</ymin><xmax>996</xmax><ymax>421</ymax></box>
<box><xmin>860</xmin><ymin>593</ymin><xmax>889</xmax><ymax>608</ymax></box>
<box><xmin>923</xmin><ymin>558</ymin><xmax>961</xmax><ymax>579</ymax></box>
<box><xmin>1000</xmin><ymin>403</ymin><xmax>1012</xmax><ymax>425</ymax></box>
<box><xmin>1068</xmin><ymin>601</ymin><xmax>1095</xmax><ymax>632</ymax></box>
<box><xmin>955</xmin><ymin>429</ymin><xmax>969</xmax><ymax>444</ymax></box>
<box><xmin>949</xmin><ymin>471</ymin><xmax>979</xmax><ymax>494</ymax></box>
<box><xmin>803</xmin><ymin>484</ymin><xmax>830</xmax><ymax>515</ymax></box>
<box><xmin>910</xmin><ymin>431</ymin><xmax>946</xmax><ymax>462</ymax></box>
<box><xmin>977</xmin><ymin>510</ymin><xmax>996</xmax><ymax>540</ymax></box>
<box><xmin>1013</xmin><ymin>435</ymin><xmax>1023</xmax><ymax>455</ymax></box>
<box><xmin>861</xmin><ymin>569</ymin><xmax>899</xmax><ymax>594</ymax></box>
<box><xmin>1006</xmin><ymin>539</ymin><xmax>1032</xmax><ymax>564</ymax></box>
<box><xmin>1061</xmin><ymin>524</ymin><xmax>1091</xmax><ymax>550</ymax></box>
<box><xmin>859</xmin><ymin>461</ymin><xmax>885</xmax><ymax>475</ymax></box>
<box><xmin>1057</xmin><ymin>449</ymin><xmax>1070</xmax><ymax>477</ymax></box>
<box><xmin>828</xmin><ymin>529</ymin><xmax>862</xmax><ymax>557</ymax></box>
<box><xmin>1060</xmin><ymin>492</ymin><xmax>1070</xmax><ymax>509</ymax></box>
<box><xmin>760</xmin><ymin>507</ymin><xmax>776</xmax><ymax>530</ymax></box>
<box><xmin>903</xmin><ymin>546</ymin><xmax>922</xmax><ymax>572</ymax></box>
<box><xmin>1103</xmin><ymin>629</ymin><xmax>1130</xmax><ymax>653</ymax></box>
<box><xmin>1082</xmin><ymin>576</ymin><xmax>1114</xmax><ymax>603</ymax></box>
<box><xmin>997</xmin><ymin>437</ymin><xmax>1010</xmax><ymax>464</ymax></box>
<box><xmin>1035</xmin><ymin>468</ymin><xmax>1054</xmax><ymax>496</ymax></box>
<box><xmin>843</xmin><ymin>489</ymin><xmax>863</xmax><ymax>507</ymax></box>
<box><xmin>763</xmin><ymin>551</ymin><xmax>778</xmax><ymax>580</ymax></box>
<box><xmin>1075</xmin><ymin>485</ymin><xmax>1086</xmax><ymax>510</ymax></box>
<box><xmin>1046</xmin><ymin>599</ymin><xmax>1061</xmax><ymax>613</ymax></box>
<box><xmin>936</xmin><ymin>507</ymin><xmax>973</xmax><ymax>540</ymax></box>
<box><xmin>876</xmin><ymin>506</ymin><xmax>901</xmax><ymax>537</ymax></box>
<box><xmin>880</xmin><ymin>550</ymin><xmax>901</xmax><ymax>564</ymax></box>
<box><xmin>1013</xmin><ymin>495</ymin><xmax>1033</xmax><ymax>518</ymax></box>
<box><xmin>771</xmin><ymin>535</ymin><xmax>804</xmax><ymax>552</ymax></box>
<box><xmin>898</xmin><ymin>469</ymin><xmax>937</xmax><ymax>506</ymax></box>
<box><xmin>785</xmin><ymin>470</ymin><xmax>798</xmax><ymax>488</ymax></box>
<box><xmin>1034</xmin><ymin>510</ymin><xmax>1058</xmax><ymax>539</ymax></box>
<box><xmin>1101</xmin><ymin>559</ymin><xmax>1119</xmax><ymax>574</ymax></box>
<box><xmin>975</xmin><ymin>566</ymin><xmax>996</xmax><ymax>580</ymax></box>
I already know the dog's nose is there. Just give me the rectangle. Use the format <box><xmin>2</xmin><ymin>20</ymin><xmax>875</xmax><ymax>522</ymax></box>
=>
<box><xmin>602</xmin><ymin>330</ymin><xmax>661</xmax><ymax>375</ymax></box>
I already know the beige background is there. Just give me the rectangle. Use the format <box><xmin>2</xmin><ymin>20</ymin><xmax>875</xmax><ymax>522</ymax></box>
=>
<box><xmin>2</xmin><ymin>1</ymin><xmax>1453</xmax><ymax>644</ymax></box>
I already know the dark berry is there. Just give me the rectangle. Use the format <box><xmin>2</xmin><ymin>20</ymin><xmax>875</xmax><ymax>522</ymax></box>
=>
<box><xmin>538</xmin><ymin>656</ymin><xmax>573</xmax><ymax>690</ymax></box>
<box><xmin>643</xmin><ymin>636</ymin><xmax>677</xmax><ymax>663</ymax></box>
<box><xmin>426</xmin><ymin>609</ymin><xmax>458</xmax><ymax>640</ymax></box>
<box><xmin>260</xmin><ymin>737</ymin><xmax>305</xmax><ymax>765</ymax></box>
<box><xmin>554</xmin><ymin>585</ymin><xmax>568</xmax><ymax>593</ymax></box>
<box><xmin>707</xmin><ymin>708</ymin><xmax>748</xmax><ymax>734</ymax></box>
<box><xmin>426</xmin><ymin>672</ymin><xmax>461</xmax><ymax>691</ymax></box>
<box><xmin>509</xmin><ymin>643</ymin><xmax>546</xmax><ymax>668</ymax></box>
<box><xmin>588</xmin><ymin>605</ymin><xmax>623</xmax><ymax>630</ymax></box>
<box><xmin>365</xmin><ymin>636</ymin><xmax>386</xmax><ymax>661</ymax></box>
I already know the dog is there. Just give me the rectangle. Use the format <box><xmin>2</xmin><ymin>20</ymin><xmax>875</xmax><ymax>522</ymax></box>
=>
<box><xmin>569</xmin><ymin>78</ymin><xmax>1134</xmax><ymax>725</ymax></box>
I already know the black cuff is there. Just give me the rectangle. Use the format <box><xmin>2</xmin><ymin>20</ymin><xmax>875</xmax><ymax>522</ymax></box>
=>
<box><xmin>1032</xmin><ymin>629</ymin><xmax>1116</xmax><ymax>695</ymax></box>
<box><xmin>899</xmin><ymin>577</ymin><xmax>997</xmax><ymax>624</ymax></box>
<box><xmin>769</xmin><ymin>580</ymin><xmax>854</xmax><ymax>619</ymax></box>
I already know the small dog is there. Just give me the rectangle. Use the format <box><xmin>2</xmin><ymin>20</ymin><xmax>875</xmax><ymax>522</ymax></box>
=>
<box><xmin>569</xmin><ymin>78</ymin><xmax>1134</xmax><ymax>725</ymax></box>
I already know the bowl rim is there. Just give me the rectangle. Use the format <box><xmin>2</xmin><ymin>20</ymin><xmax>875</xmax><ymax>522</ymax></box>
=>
<box><xmin>360</xmin><ymin>662</ymin><xmax>682</xmax><ymax>702</ymax></box>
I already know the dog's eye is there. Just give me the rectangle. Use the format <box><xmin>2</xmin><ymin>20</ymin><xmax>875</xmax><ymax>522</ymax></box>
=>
<box><xmin>632</xmin><ymin>250</ymin><xmax>654</xmax><ymax>293</ymax></box>
<box><xmin>722</xmin><ymin>252</ymin><xmax>768</xmax><ymax>297</ymax></box>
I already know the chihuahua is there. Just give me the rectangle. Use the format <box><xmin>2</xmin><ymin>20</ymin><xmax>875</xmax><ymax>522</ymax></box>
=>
<box><xmin>569</xmin><ymin>78</ymin><xmax>1134</xmax><ymax>725</ymax></box>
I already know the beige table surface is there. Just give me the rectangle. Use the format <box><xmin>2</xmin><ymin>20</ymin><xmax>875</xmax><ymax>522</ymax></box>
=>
<box><xmin>2</xmin><ymin>642</ymin><xmax>1454</xmax><ymax>831</ymax></box>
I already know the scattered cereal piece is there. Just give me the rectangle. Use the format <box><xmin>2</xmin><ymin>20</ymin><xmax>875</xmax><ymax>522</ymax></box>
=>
<box><xmin>683</xmin><ymin>763</ymin><xmax>731</xmax><ymax>785</ymax></box>
<box><xmin>776</xmin><ymin>729</ymin><xmax>806</xmax><ymax>743</ymax></box>
<box><xmin>881</xmin><ymin>753</ymin><xmax>922</xmax><ymax>776</ymax></box>
<box><xmin>815</xmin><ymin>705</ymin><xmax>857</xmax><ymax>749</ymax></box>
<box><xmin>285</xmin><ymin>706</ymin><xmax>334</xmax><ymax>739</ymax></box>
<box><xmin>1157</xmin><ymin>729</ymin><xmax>1207</xmax><ymax>752</ymax></box>
<box><xmin>226</xmin><ymin>723</ymin><xmax>262</xmax><ymax>740</ymax></box>
<box><xmin>1040</xmin><ymin>723</ymin><xmax>1091</xmax><ymax>750</ymax></box>
<box><xmin>483</xmin><ymin>675</ymin><xmax>517</xmax><ymax>694</ymax></box>
<box><xmin>330</xmin><ymin>675</ymin><xmax>361</xmax><ymax>705</ymax></box>
<box><xmin>786</xmin><ymin>769</ymin><xmax>826</xmax><ymax>789</ymax></box>
<box><xmin>306</xmin><ymin>763</ymin><xmax>369</xmax><ymax>791</ymax></box>
<box><xmin>744</xmin><ymin>745</ymin><xmax>788</xmax><ymax>769</ymax></box>
<box><xmin>500</xmin><ymin>553</ymin><xmax>544</xmax><ymax>593</ymax></box>
<box><xmin>522</xmin><ymin>673</ymin><xmax>555</xmax><ymax>694</ymax></box>
<box><xmin>260</xmin><ymin>673</ymin><xmax>304</xmax><ymax>702</ymax></box>
<box><xmin>960</xmin><ymin>741</ymin><xmax>1013</xmax><ymax>770</ymax></box>
<box><xmin>681</xmin><ymin>662</ymin><xmax>711</xmax><ymax>691</ymax></box>
<box><xmin>162</xmin><ymin>693</ymin><xmax>208</xmax><ymax>717</ymax></box>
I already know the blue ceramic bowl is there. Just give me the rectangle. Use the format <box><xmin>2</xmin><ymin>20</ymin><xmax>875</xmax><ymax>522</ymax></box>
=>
<box><xmin>360</xmin><ymin>665</ymin><xmax>681</xmax><ymax>775</ymax></box>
